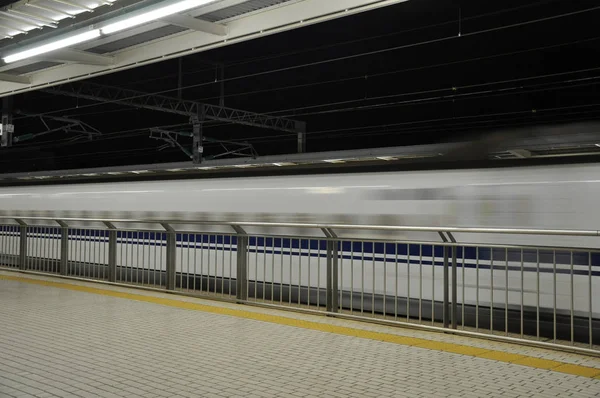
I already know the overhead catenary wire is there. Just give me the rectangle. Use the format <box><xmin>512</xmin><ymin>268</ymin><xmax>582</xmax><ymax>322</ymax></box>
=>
<box><xmin>39</xmin><ymin>66</ymin><xmax>600</xmax><ymax>147</ymax></box>
<box><xmin>229</xmin><ymin>103</ymin><xmax>600</xmax><ymax>145</ymax></box>
<box><xmin>21</xmin><ymin>69</ymin><xmax>600</xmax><ymax>149</ymax></box>
<box><xmin>51</xmin><ymin>35</ymin><xmax>600</xmax><ymax>121</ymax></box>
<box><xmin>8</xmin><ymin>108</ymin><xmax>600</xmax><ymax>167</ymax></box>
<box><xmin>191</xmin><ymin>36</ymin><xmax>600</xmax><ymax>104</ymax></box>
<box><xmin>265</xmin><ymin>68</ymin><xmax>600</xmax><ymax>116</ymax></box>
<box><xmin>31</xmin><ymin>4</ymin><xmax>600</xmax><ymax>118</ymax></box>
<box><xmin>99</xmin><ymin>0</ymin><xmax>566</xmax><ymax>90</ymax></box>
<box><xmin>18</xmin><ymin>101</ymin><xmax>600</xmax><ymax>153</ymax></box>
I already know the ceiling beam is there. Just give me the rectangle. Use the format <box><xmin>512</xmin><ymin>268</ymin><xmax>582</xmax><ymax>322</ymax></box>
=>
<box><xmin>0</xmin><ymin>72</ymin><xmax>29</xmax><ymax>85</ymax></box>
<box><xmin>41</xmin><ymin>49</ymin><xmax>114</xmax><ymax>66</ymax></box>
<box><xmin>161</xmin><ymin>15</ymin><xmax>227</xmax><ymax>36</ymax></box>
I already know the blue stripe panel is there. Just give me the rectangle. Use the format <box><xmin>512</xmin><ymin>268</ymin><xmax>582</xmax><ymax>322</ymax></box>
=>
<box><xmin>176</xmin><ymin>234</ymin><xmax>237</xmax><ymax>245</ymax></box>
<box><xmin>4</xmin><ymin>228</ymin><xmax>600</xmax><ymax>270</ymax></box>
<box><xmin>68</xmin><ymin>229</ymin><xmax>109</xmax><ymax>238</ymax></box>
<box><xmin>118</xmin><ymin>231</ymin><xmax>165</xmax><ymax>240</ymax></box>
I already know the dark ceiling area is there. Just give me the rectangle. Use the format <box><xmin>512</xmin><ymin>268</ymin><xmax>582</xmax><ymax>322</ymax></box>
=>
<box><xmin>1</xmin><ymin>0</ymin><xmax>599</xmax><ymax>173</ymax></box>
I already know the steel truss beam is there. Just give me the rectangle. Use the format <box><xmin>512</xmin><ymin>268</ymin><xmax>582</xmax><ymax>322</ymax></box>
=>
<box><xmin>43</xmin><ymin>81</ymin><xmax>306</xmax><ymax>134</ymax></box>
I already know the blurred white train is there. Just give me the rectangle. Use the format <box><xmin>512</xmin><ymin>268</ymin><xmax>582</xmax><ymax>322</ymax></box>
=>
<box><xmin>0</xmin><ymin>161</ymin><xmax>599</xmax><ymax>331</ymax></box>
<box><xmin>1</xmin><ymin>161</ymin><xmax>599</xmax><ymax>243</ymax></box>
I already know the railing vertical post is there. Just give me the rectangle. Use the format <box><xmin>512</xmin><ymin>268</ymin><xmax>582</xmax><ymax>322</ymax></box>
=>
<box><xmin>165</xmin><ymin>231</ymin><xmax>177</xmax><ymax>290</ymax></box>
<box><xmin>17</xmin><ymin>220</ymin><xmax>28</xmax><ymax>271</ymax></box>
<box><xmin>60</xmin><ymin>227</ymin><xmax>69</xmax><ymax>276</ymax></box>
<box><xmin>451</xmin><ymin>246</ymin><xmax>458</xmax><ymax>329</ymax></box>
<box><xmin>443</xmin><ymin>245</ymin><xmax>449</xmax><ymax>328</ymax></box>
<box><xmin>326</xmin><ymin>239</ymin><xmax>339</xmax><ymax>313</ymax></box>
<box><xmin>161</xmin><ymin>223</ymin><xmax>177</xmax><ymax>290</ymax></box>
<box><xmin>103</xmin><ymin>222</ymin><xmax>118</xmax><ymax>282</ymax></box>
<box><xmin>236</xmin><ymin>234</ymin><xmax>248</xmax><ymax>301</ymax></box>
<box><xmin>108</xmin><ymin>230</ymin><xmax>117</xmax><ymax>282</ymax></box>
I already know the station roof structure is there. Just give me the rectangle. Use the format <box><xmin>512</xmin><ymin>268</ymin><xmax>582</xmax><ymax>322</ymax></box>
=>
<box><xmin>0</xmin><ymin>0</ymin><xmax>407</xmax><ymax>96</ymax></box>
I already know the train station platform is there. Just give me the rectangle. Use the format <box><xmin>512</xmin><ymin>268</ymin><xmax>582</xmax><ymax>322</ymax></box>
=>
<box><xmin>1</xmin><ymin>270</ymin><xmax>600</xmax><ymax>398</ymax></box>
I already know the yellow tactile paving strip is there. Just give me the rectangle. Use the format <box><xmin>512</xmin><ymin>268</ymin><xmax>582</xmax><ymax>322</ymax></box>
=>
<box><xmin>3</xmin><ymin>273</ymin><xmax>600</xmax><ymax>380</ymax></box>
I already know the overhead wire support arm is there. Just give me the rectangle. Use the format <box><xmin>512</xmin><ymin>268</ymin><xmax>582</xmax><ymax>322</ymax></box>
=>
<box><xmin>204</xmin><ymin>137</ymin><xmax>258</xmax><ymax>160</ymax></box>
<box><xmin>43</xmin><ymin>81</ymin><xmax>306</xmax><ymax>134</ymax></box>
<box><xmin>149</xmin><ymin>126</ymin><xmax>258</xmax><ymax>162</ymax></box>
<box><xmin>149</xmin><ymin>128</ymin><xmax>192</xmax><ymax>159</ymax></box>
<box><xmin>11</xmin><ymin>112</ymin><xmax>102</xmax><ymax>143</ymax></box>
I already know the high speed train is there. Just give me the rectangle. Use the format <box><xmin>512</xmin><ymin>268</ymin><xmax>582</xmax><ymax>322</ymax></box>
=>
<box><xmin>1</xmin><ymin>161</ymin><xmax>598</xmax><ymax>342</ymax></box>
<box><xmin>1</xmin><ymin>161</ymin><xmax>599</xmax><ymax>244</ymax></box>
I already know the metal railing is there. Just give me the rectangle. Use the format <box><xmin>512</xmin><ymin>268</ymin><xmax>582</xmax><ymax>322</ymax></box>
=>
<box><xmin>0</xmin><ymin>216</ymin><xmax>598</xmax><ymax>355</ymax></box>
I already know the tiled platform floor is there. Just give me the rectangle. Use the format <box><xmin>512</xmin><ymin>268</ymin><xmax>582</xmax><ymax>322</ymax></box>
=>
<box><xmin>1</xmin><ymin>270</ymin><xmax>600</xmax><ymax>398</ymax></box>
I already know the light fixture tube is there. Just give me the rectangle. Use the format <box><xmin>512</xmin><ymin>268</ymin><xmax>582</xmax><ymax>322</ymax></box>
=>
<box><xmin>101</xmin><ymin>0</ymin><xmax>217</xmax><ymax>34</ymax></box>
<box><xmin>2</xmin><ymin>0</ymin><xmax>217</xmax><ymax>64</ymax></box>
<box><xmin>3</xmin><ymin>29</ymin><xmax>101</xmax><ymax>63</ymax></box>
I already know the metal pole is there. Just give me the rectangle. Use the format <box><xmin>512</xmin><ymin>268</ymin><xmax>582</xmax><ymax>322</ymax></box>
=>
<box><xmin>326</xmin><ymin>240</ymin><xmax>339</xmax><ymax>313</ymax></box>
<box><xmin>19</xmin><ymin>225</ymin><xmax>27</xmax><ymax>270</ymax></box>
<box><xmin>192</xmin><ymin>120</ymin><xmax>202</xmax><ymax>164</ymax></box>
<box><xmin>192</xmin><ymin>109</ymin><xmax>205</xmax><ymax>164</ymax></box>
<box><xmin>60</xmin><ymin>227</ymin><xmax>69</xmax><ymax>276</ymax></box>
<box><xmin>236</xmin><ymin>235</ymin><xmax>248</xmax><ymax>301</ymax></box>
<box><xmin>1</xmin><ymin>96</ymin><xmax>13</xmax><ymax>147</ymax></box>
<box><xmin>166</xmin><ymin>232</ymin><xmax>177</xmax><ymax>290</ymax></box>
<box><xmin>297</xmin><ymin>121</ymin><xmax>307</xmax><ymax>154</ymax></box>
<box><xmin>451</xmin><ymin>246</ymin><xmax>457</xmax><ymax>329</ymax></box>
<box><xmin>332</xmin><ymin>240</ymin><xmax>339</xmax><ymax>312</ymax></box>
<box><xmin>443</xmin><ymin>245</ymin><xmax>449</xmax><ymax>328</ymax></box>
<box><xmin>108</xmin><ymin>230</ymin><xmax>117</xmax><ymax>282</ymax></box>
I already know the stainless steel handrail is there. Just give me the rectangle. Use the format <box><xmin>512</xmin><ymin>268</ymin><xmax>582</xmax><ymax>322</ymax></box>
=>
<box><xmin>0</xmin><ymin>216</ymin><xmax>598</xmax><ymax>236</ymax></box>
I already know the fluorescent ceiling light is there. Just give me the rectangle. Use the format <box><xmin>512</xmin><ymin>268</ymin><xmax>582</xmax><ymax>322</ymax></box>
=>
<box><xmin>2</xmin><ymin>0</ymin><xmax>217</xmax><ymax>63</ymax></box>
<box><xmin>3</xmin><ymin>29</ymin><xmax>100</xmax><ymax>63</ymax></box>
<box><xmin>101</xmin><ymin>0</ymin><xmax>217</xmax><ymax>34</ymax></box>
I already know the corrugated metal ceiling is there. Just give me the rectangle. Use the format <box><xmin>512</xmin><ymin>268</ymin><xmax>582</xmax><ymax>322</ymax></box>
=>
<box><xmin>201</xmin><ymin>0</ymin><xmax>293</xmax><ymax>22</ymax></box>
<box><xmin>84</xmin><ymin>0</ymin><xmax>294</xmax><ymax>54</ymax></box>
<box><xmin>0</xmin><ymin>0</ymin><xmax>118</xmax><ymax>42</ymax></box>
